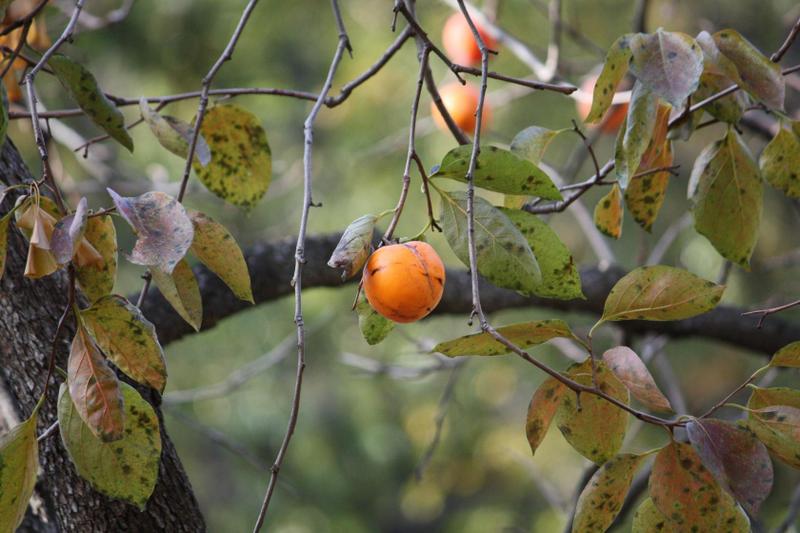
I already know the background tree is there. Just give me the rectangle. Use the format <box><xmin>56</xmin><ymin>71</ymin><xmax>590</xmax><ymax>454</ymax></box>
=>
<box><xmin>1</xmin><ymin>0</ymin><xmax>800</xmax><ymax>532</ymax></box>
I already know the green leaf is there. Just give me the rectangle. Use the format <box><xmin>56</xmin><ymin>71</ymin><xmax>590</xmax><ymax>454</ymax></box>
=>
<box><xmin>433</xmin><ymin>319</ymin><xmax>575</xmax><ymax>357</ymax></box>
<box><xmin>770</xmin><ymin>341</ymin><xmax>800</xmax><ymax>368</ymax></box>
<box><xmin>693</xmin><ymin>71</ymin><xmax>747</xmax><ymax>124</ymax></box>
<box><xmin>629</xmin><ymin>30</ymin><xmax>704</xmax><ymax>107</ymax></box>
<box><xmin>191</xmin><ymin>104</ymin><xmax>272</xmax><ymax>208</ymax></box>
<box><xmin>0</xmin><ymin>214</ymin><xmax>9</xmax><ymax>281</ymax></box>
<box><xmin>499</xmin><ymin>207</ymin><xmax>583</xmax><ymax>300</ymax></box>
<box><xmin>51</xmin><ymin>197</ymin><xmax>89</xmax><ymax>265</ymax></box>
<box><xmin>108</xmin><ymin>189</ymin><xmax>194</xmax><ymax>274</ymax></box>
<box><xmin>690</xmin><ymin>128</ymin><xmax>763</xmax><ymax>268</ymax></box>
<box><xmin>526</xmin><ymin>377</ymin><xmax>566</xmax><ymax>456</ymax></box>
<box><xmin>139</xmin><ymin>98</ymin><xmax>210</xmax><ymax>166</ymax></box>
<box><xmin>47</xmin><ymin>54</ymin><xmax>133</xmax><ymax>151</ymax></box>
<box><xmin>594</xmin><ymin>183</ymin><xmax>623</xmax><ymax>239</ymax></box>
<box><xmin>632</xmin><ymin>497</ymin><xmax>675</xmax><ymax>533</ymax></box>
<box><xmin>602</xmin><ymin>346</ymin><xmax>672</xmax><ymax>412</ymax></box>
<box><xmin>615</xmin><ymin>81</ymin><xmax>659</xmax><ymax>189</ymax></box>
<box><xmin>585</xmin><ymin>33</ymin><xmax>635</xmax><ymax>123</ymax></box>
<box><xmin>509</xmin><ymin>126</ymin><xmax>566</xmax><ymax>164</ymax></box>
<box><xmin>75</xmin><ymin>214</ymin><xmax>117</xmax><ymax>302</ymax></box>
<box><xmin>151</xmin><ymin>258</ymin><xmax>202</xmax><ymax>331</ymax></box>
<box><xmin>650</xmin><ymin>441</ymin><xmax>723</xmax><ymax>530</ymax></box>
<box><xmin>356</xmin><ymin>295</ymin><xmax>394</xmax><ymax>345</ymax></box>
<box><xmin>327</xmin><ymin>214</ymin><xmax>377</xmax><ymax>280</ymax></box>
<box><xmin>67</xmin><ymin>326</ymin><xmax>124</xmax><ymax>442</ymax></box>
<box><xmin>440</xmin><ymin>190</ymin><xmax>542</xmax><ymax>294</ymax></box>
<box><xmin>433</xmin><ymin>145</ymin><xmax>562</xmax><ymax>199</ymax></box>
<box><xmin>58</xmin><ymin>382</ymin><xmax>161</xmax><ymax>509</ymax></box>
<box><xmin>713</xmin><ymin>29</ymin><xmax>785</xmax><ymax>110</ymax></box>
<box><xmin>556</xmin><ymin>358</ymin><xmax>629</xmax><ymax>464</ymax></box>
<box><xmin>745</xmin><ymin>388</ymin><xmax>800</xmax><ymax>468</ymax></box>
<box><xmin>748</xmin><ymin>386</ymin><xmax>800</xmax><ymax>411</ymax></box>
<box><xmin>572</xmin><ymin>453</ymin><xmax>649</xmax><ymax>532</ymax></box>
<box><xmin>81</xmin><ymin>295</ymin><xmax>167</xmax><ymax>393</ymax></box>
<box><xmin>188</xmin><ymin>210</ymin><xmax>253</xmax><ymax>303</ymax></box>
<box><xmin>759</xmin><ymin>123</ymin><xmax>800</xmax><ymax>199</ymax></box>
<box><xmin>686</xmin><ymin>418</ymin><xmax>773</xmax><ymax>516</ymax></box>
<box><xmin>600</xmin><ymin>265</ymin><xmax>724</xmax><ymax>324</ymax></box>
<box><xmin>0</xmin><ymin>411</ymin><xmax>38</xmax><ymax>532</ymax></box>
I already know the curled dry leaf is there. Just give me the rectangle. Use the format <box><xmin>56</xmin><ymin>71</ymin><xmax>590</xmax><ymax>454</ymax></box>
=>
<box><xmin>107</xmin><ymin>189</ymin><xmax>194</xmax><ymax>274</ymax></box>
<box><xmin>327</xmin><ymin>214</ymin><xmax>377</xmax><ymax>280</ymax></box>
<box><xmin>15</xmin><ymin>200</ymin><xmax>59</xmax><ymax>279</ymax></box>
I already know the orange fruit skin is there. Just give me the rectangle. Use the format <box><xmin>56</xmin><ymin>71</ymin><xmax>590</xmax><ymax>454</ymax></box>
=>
<box><xmin>442</xmin><ymin>12</ymin><xmax>497</xmax><ymax>66</ymax></box>
<box><xmin>431</xmin><ymin>82</ymin><xmax>491</xmax><ymax>135</ymax></box>
<box><xmin>576</xmin><ymin>75</ymin><xmax>629</xmax><ymax>134</ymax></box>
<box><xmin>362</xmin><ymin>241</ymin><xmax>446</xmax><ymax>324</ymax></box>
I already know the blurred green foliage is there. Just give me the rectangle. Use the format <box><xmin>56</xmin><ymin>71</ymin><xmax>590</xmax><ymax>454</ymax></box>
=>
<box><xmin>11</xmin><ymin>0</ymin><xmax>800</xmax><ymax>530</ymax></box>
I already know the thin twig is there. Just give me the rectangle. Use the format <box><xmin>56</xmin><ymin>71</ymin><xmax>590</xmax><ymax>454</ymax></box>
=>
<box><xmin>252</xmin><ymin>2</ymin><xmax>350</xmax><ymax>530</ymax></box>
<box><xmin>743</xmin><ymin>299</ymin><xmax>800</xmax><ymax>329</ymax></box>
<box><xmin>775</xmin><ymin>482</ymin><xmax>800</xmax><ymax>533</ymax></box>
<box><xmin>771</xmin><ymin>15</ymin><xmax>800</xmax><ymax>62</ymax></box>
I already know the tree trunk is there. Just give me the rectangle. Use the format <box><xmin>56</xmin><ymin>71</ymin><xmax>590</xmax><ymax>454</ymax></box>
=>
<box><xmin>0</xmin><ymin>140</ymin><xmax>206</xmax><ymax>532</ymax></box>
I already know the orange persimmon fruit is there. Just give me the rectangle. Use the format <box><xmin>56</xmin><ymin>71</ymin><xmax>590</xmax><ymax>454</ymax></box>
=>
<box><xmin>442</xmin><ymin>12</ymin><xmax>497</xmax><ymax>66</ymax></box>
<box><xmin>431</xmin><ymin>82</ymin><xmax>491</xmax><ymax>134</ymax></box>
<box><xmin>362</xmin><ymin>241</ymin><xmax>446</xmax><ymax>323</ymax></box>
<box><xmin>575</xmin><ymin>74</ymin><xmax>629</xmax><ymax>134</ymax></box>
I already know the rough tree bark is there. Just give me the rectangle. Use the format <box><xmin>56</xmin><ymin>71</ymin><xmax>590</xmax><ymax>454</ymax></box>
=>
<box><xmin>0</xmin><ymin>140</ymin><xmax>206</xmax><ymax>532</ymax></box>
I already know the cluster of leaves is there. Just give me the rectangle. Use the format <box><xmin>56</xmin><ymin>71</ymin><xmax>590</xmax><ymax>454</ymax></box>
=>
<box><xmin>0</xmin><ymin>46</ymin><xmax>272</xmax><ymax>527</ymax></box>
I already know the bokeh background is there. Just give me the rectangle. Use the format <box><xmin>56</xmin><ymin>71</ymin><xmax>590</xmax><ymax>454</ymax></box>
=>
<box><xmin>10</xmin><ymin>0</ymin><xmax>800</xmax><ymax>530</ymax></box>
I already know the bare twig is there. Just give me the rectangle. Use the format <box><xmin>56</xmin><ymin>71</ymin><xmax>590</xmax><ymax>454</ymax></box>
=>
<box><xmin>252</xmin><ymin>2</ymin><xmax>350</xmax><ymax>529</ymax></box>
<box><xmin>772</xmin><ymin>15</ymin><xmax>800</xmax><ymax>62</ymax></box>
<box><xmin>775</xmin><ymin>482</ymin><xmax>800</xmax><ymax>533</ymax></box>
<box><xmin>743</xmin><ymin>299</ymin><xmax>800</xmax><ymax>329</ymax></box>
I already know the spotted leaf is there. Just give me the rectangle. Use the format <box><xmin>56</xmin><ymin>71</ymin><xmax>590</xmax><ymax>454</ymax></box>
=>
<box><xmin>599</xmin><ymin>265</ymin><xmax>724</xmax><ymax>324</ymax></box>
<box><xmin>151</xmin><ymin>258</ymin><xmax>202</xmax><ymax>331</ymax></box>
<box><xmin>744</xmin><ymin>400</ymin><xmax>800</xmax><ymax>469</ymax></box>
<box><xmin>75</xmin><ymin>214</ymin><xmax>117</xmax><ymax>302</ymax></box>
<box><xmin>759</xmin><ymin>123</ymin><xmax>800</xmax><ymax>199</ymax></box>
<box><xmin>140</xmin><ymin>97</ymin><xmax>210</xmax><ymax>166</ymax></box>
<box><xmin>0</xmin><ymin>410</ymin><xmax>38</xmax><ymax>532</ymax></box>
<box><xmin>509</xmin><ymin>125</ymin><xmax>567</xmax><ymax>165</ymax></box>
<box><xmin>526</xmin><ymin>377</ymin><xmax>567</xmax><ymax>456</ymax></box>
<box><xmin>107</xmin><ymin>189</ymin><xmax>193</xmax><ymax>274</ymax></box>
<box><xmin>632</xmin><ymin>497</ymin><xmax>675</xmax><ymax>533</ymax></box>
<box><xmin>433</xmin><ymin>144</ymin><xmax>562</xmax><ymax>199</ymax></box>
<box><xmin>58</xmin><ymin>382</ymin><xmax>161</xmax><ymax>509</ymax></box>
<box><xmin>188</xmin><ymin>210</ymin><xmax>253</xmax><ymax>302</ymax></box>
<box><xmin>48</xmin><ymin>54</ymin><xmax>133</xmax><ymax>151</ymax></box>
<box><xmin>713</xmin><ymin>29</ymin><xmax>784</xmax><ymax>110</ymax></box>
<box><xmin>594</xmin><ymin>183</ymin><xmax>623</xmax><ymax>239</ymax></box>
<box><xmin>602</xmin><ymin>346</ymin><xmax>672</xmax><ymax>412</ymax></box>
<box><xmin>629</xmin><ymin>30</ymin><xmax>704</xmax><ymax>107</ymax></box>
<box><xmin>433</xmin><ymin>319</ymin><xmax>575</xmax><ymax>357</ymax></box>
<box><xmin>67</xmin><ymin>326</ymin><xmax>124</xmax><ymax>442</ymax></box>
<box><xmin>615</xmin><ymin>81</ymin><xmax>659</xmax><ymax>189</ymax></box>
<box><xmin>81</xmin><ymin>295</ymin><xmax>167</xmax><ymax>393</ymax></box>
<box><xmin>585</xmin><ymin>33</ymin><xmax>636</xmax><ymax>123</ymax></box>
<box><xmin>191</xmin><ymin>104</ymin><xmax>271</xmax><ymax>208</ymax></box>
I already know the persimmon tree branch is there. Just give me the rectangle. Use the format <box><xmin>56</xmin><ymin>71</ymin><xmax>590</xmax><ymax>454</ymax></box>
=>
<box><xmin>252</xmin><ymin>2</ymin><xmax>350</xmax><ymax>529</ymax></box>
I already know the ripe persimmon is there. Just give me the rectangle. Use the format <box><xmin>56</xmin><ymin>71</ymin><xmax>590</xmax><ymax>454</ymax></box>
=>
<box><xmin>442</xmin><ymin>12</ymin><xmax>497</xmax><ymax>66</ymax></box>
<box><xmin>362</xmin><ymin>241</ymin><xmax>445</xmax><ymax>323</ymax></box>
<box><xmin>575</xmin><ymin>74</ymin><xmax>629</xmax><ymax>134</ymax></box>
<box><xmin>431</xmin><ymin>82</ymin><xmax>491</xmax><ymax>135</ymax></box>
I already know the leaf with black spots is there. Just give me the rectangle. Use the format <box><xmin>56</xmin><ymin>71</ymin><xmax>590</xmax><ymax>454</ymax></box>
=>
<box><xmin>356</xmin><ymin>295</ymin><xmax>394</xmax><ymax>345</ymax></box>
<box><xmin>629</xmin><ymin>30</ymin><xmax>704</xmax><ymax>107</ymax></box>
<box><xmin>327</xmin><ymin>214</ymin><xmax>377</xmax><ymax>281</ymax></box>
<box><xmin>713</xmin><ymin>29</ymin><xmax>784</xmax><ymax>110</ymax></box>
<box><xmin>572</xmin><ymin>453</ymin><xmax>649</xmax><ymax>532</ymax></box>
<box><xmin>433</xmin><ymin>319</ymin><xmax>575</xmax><ymax>357</ymax></box>
<box><xmin>108</xmin><ymin>189</ymin><xmax>194</xmax><ymax>274</ymax></box>
<box><xmin>556</xmin><ymin>358</ymin><xmax>629</xmax><ymax>464</ymax></box>
<box><xmin>191</xmin><ymin>104</ymin><xmax>271</xmax><ymax>208</ymax></box>
<box><xmin>759</xmin><ymin>123</ymin><xmax>800</xmax><ymax>199</ymax></box>
<box><xmin>140</xmin><ymin>97</ymin><xmax>210</xmax><ymax>166</ymax></box>
<box><xmin>594</xmin><ymin>183</ymin><xmax>623</xmax><ymax>239</ymax></box>
<box><xmin>526</xmin><ymin>377</ymin><xmax>566</xmax><ymax>456</ymax></box>
<box><xmin>744</xmin><ymin>401</ymin><xmax>800</xmax><ymax>469</ymax></box>
<box><xmin>650</xmin><ymin>441</ymin><xmax>723</xmax><ymax>530</ymax></box>
<box><xmin>632</xmin><ymin>497</ymin><xmax>675</xmax><ymax>533</ymax></box>
<box><xmin>602</xmin><ymin>346</ymin><xmax>672</xmax><ymax>412</ymax></box>
<box><xmin>585</xmin><ymin>33</ymin><xmax>636</xmax><ymax>123</ymax></box>
<box><xmin>615</xmin><ymin>81</ymin><xmax>659</xmax><ymax>189</ymax></box>
<box><xmin>58</xmin><ymin>382</ymin><xmax>161</xmax><ymax>509</ymax></box>
<box><xmin>440</xmin><ymin>190</ymin><xmax>542</xmax><ymax>294</ymax></box>
<box><xmin>0</xmin><ymin>410</ymin><xmax>38</xmax><ymax>532</ymax></box>
<box><xmin>599</xmin><ymin>265</ymin><xmax>724</xmax><ymax>324</ymax></box>
<box><xmin>151</xmin><ymin>259</ymin><xmax>202</xmax><ymax>331</ymax></box>
<box><xmin>433</xmin><ymin>144</ymin><xmax>562</xmax><ymax>199</ymax></box>
<box><xmin>48</xmin><ymin>54</ymin><xmax>133</xmax><ymax>151</ymax></box>
<box><xmin>75</xmin><ymin>214</ymin><xmax>117</xmax><ymax>302</ymax></box>
<box><xmin>509</xmin><ymin>125</ymin><xmax>567</xmax><ymax>165</ymax></box>
<box><xmin>690</xmin><ymin>127</ymin><xmax>762</xmax><ymax>268</ymax></box>
<box><xmin>499</xmin><ymin>207</ymin><xmax>583</xmax><ymax>300</ymax></box>
<box><xmin>686</xmin><ymin>418</ymin><xmax>773</xmax><ymax>516</ymax></box>
<box><xmin>188</xmin><ymin>210</ymin><xmax>253</xmax><ymax>302</ymax></box>
<box><xmin>67</xmin><ymin>326</ymin><xmax>124</xmax><ymax>442</ymax></box>
<box><xmin>81</xmin><ymin>295</ymin><xmax>167</xmax><ymax>393</ymax></box>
